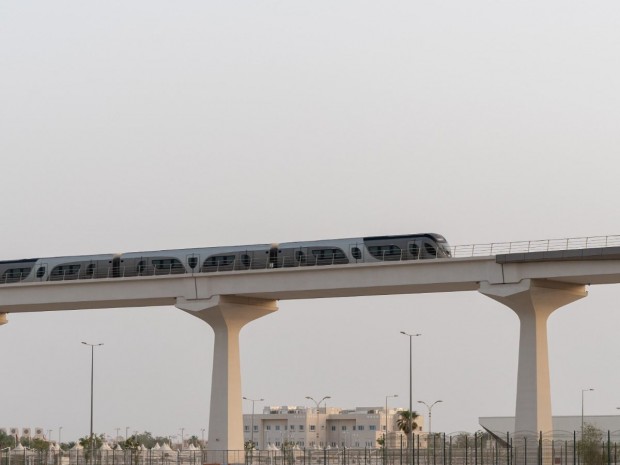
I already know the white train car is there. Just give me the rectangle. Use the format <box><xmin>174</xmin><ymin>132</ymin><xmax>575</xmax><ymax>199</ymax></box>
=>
<box><xmin>0</xmin><ymin>233</ymin><xmax>452</xmax><ymax>284</ymax></box>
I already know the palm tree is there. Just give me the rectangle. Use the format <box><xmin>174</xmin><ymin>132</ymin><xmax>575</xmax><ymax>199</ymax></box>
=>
<box><xmin>396</xmin><ymin>410</ymin><xmax>419</xmax><ymax>436</ymax></box>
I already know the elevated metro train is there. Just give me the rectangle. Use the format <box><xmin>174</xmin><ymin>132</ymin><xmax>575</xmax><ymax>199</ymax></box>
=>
<box><xmin>0</xmin><ymin>233</ymin><xmax>451</xmax><ymax>284</ymax></box>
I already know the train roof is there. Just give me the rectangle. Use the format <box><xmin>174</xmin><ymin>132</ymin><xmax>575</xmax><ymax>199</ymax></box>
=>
<box><xmin>0</xmin><ymin>258</ymin><xmax>39</xmax><ymax>265</ymax></box>
<box><xmin>363</xmin><ymin>233</ymin><xmax>447</xmax><ymax>242</ymax></box>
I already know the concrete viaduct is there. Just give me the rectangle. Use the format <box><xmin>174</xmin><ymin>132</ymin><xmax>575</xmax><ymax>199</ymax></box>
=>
<box><xmin>2</xmin><ymin>244</ymin><xmax>620</xmax><ymax>455</ymax></box>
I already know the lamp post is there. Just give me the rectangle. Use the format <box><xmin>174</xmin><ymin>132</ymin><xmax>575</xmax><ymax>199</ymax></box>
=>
<box><xmin>125</xmin><ymin>427</ymin><xmax>130</xmax><ymax>441</ymax></box>
<box><xmin>82</xmin><ymin>341</ymin><xmax>103</xmax><ymax>463</ymax></box>
<box><xmin>243</xmin><ymin>397</ymin><xmax>264</xmax><ymax>449</ymax></box>
<box><xmin>400</xmin><ymin>332</ymin><xmax>421</xmax><ymax>465</ymax></box>
<box><xmin>306</xmin><ymin>396</ymin><xmax>331</xmax><ymax>448</ymax></box>
<box><xmin>581</xmin><ymin>388</ymin><xmax>594</xmax><ymax>439</ymax></box>
<box><xmin>385</xmin><ymin>394</ymin><xmax>398</xmax><ymax>446</ymax></box>
<box><xmin>201</xmin><ymin>429</ymin><xmax>205</xmax><ymax>449</ymax></box>
<box><xmin>59</xmin><ymin>427</ymin><xmax>63</xmax><ymax>447</ymax></box>
<box><xmin>180</xmin><ymin>428</ymin><xmax>185</xmax><ymax>450</ymax></box>
<box><xmin>417</xmin><ymin>400</ymin><xmax>443</xmax><ymax>436</ymax></box>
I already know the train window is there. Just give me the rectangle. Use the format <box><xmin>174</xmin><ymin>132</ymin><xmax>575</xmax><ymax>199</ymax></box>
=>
<box><xmin>36</xmin><ymin>267</ymin><xmax>46</xmax><ymax>278</ymax></box>
<box><xmin>188</xmin><ymin>257</ymin><xmax>198</xmax><ymax>269</ymax></box>
<box><xmin>137</xmin><ymin>260</ymin><xmax>147</xmax><ymax>275</ymax></box>
<box><xmin>241</xmin><ymin>254</ymin><xmax>251</xmax><ymax>267</ymax></box>
<box><xmin>311</xmin><ymin>248</ymin><xmax>346</xmax><ymax>260</ymax></box>
<box><xmin>2</xmin><ymin>267</ymin><xmax>32</xmax><ymax>281</ymax></box>
<box><xmin>351</xmin><ymin>247</ymin><xmax>362</xmax><ymax>260</ymax></box>
<box><xmin>409</xmin><ymin>243</ymin><xmax>420</xmax><ymax>257</ymax></box>
<box><xmin>424</xmin><ymin>244</ymin><xmax>437</xmax><ymax>257</ymax></box>
<box><xmin>368</xmin><ymin>245</ymin><xmax>401</xmax><ymax>259</ymax></box>
<box><xmin>86</xmin><ymin>264</ymin><xmax>96</xmax><ymax>277</ymax></box>
<box><xmin>203</xmin><ymin>255</ymin><xmax>235</xmax><ymax>267</ymax></box>
<box><xmin>50</xmin><ymin>265</ymin><xmax>81</xmax><ymax>279</ymax></box>
<box><xmin>152</xmin><ymin>259</ymin><xmax>184</xmax><ymax>270</ymax></box>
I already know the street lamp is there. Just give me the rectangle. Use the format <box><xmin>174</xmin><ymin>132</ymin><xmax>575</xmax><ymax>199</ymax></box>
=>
<box><xmin>385</xmin><ymin>394</ymin><xmax>398</xmax><ymax>445</ymax></box>
<box><xmin>201</xmin><ymin>429</ymin><xmax>205</xmax><ymax>449</ymax></box>
<box><xmin>180</xmin><ymin>428</ymin><xmax>185</xmax><ymax>450</ymax></box>
<box><xmin>125</xmin><ymin>427</ymin><xmax>130</xmax><ymax>441</ymax></box>
<box><xmin>306</xmin><ymin>396</ymin><xmax>331</xmax><ymax>448</ymax></box>
<box><xmin>400</xmin><ymin>332</ymin><xmax>421</xmax><ymax>465</ymax></box>
<box><xmin>243</xmin><ymin>397</ymin><xmax>264</xmax><ymax>449</ymax></box>
<box><xmin>59</xmin><ymin>427</ymin><xmax>63</xmax><ymax>446</ymax></box>
<box><xmin>82</xmin><ymin>341</ymin><xmax>103</xmax><ymax>463</ymax></box>
<box><xmin>581</xmin><ymin>388</ymin><xmax>594</xmax><ymax>439</ymax></box>
<box><xmin>417</xmin><ymin>400</ymin><xmax>443</xmax><ymax>435</ymax></box>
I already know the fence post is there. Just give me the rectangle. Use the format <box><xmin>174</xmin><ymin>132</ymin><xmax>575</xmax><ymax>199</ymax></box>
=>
<box><xmin>465</xmin><ymin>435</ymin><xmax>468</xmax><ymax>465</ymax></box>
<box><xmin>573</xmin><ymin>432</ymin><xmax>576</xmax><ymax>465</ymax></box>
<box><xmin>474</xmin><ymin>433</ymin><xmax>478</xmax><ymax>465</ymax></box>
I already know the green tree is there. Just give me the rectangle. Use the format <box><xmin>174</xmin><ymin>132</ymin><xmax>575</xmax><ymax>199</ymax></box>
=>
<box><xmin>579</xmin><ymin>423</ymin><xmax>606</xmax><ymax>465</ymax></box>
<box><xmin>0</xmin><ymin>430</ymin><xmax>16</xmax><ymax>449</ymax></box>
<box><xmin>79</xmin><ymin>434</ymin><xmax>105</xmax><ymax>450</ymax></box>
<box><xmin>30</xmin><ymin>438</ymin><xmax>50</xmax><ymax>452</ymax></box>
<box><xmin>187</xmin><ymin>435</ymin><xmax>200</xmax><ymax>448</ymax></box>
<box><xmin>396</xmin><ymin>410</ymin><xmax>419</xmax><ymax>436</ymax></box>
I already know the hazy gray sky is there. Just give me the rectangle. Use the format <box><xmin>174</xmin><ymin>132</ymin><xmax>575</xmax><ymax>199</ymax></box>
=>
<box><xmin>1</xmin><ymin>0</ymin><xmax>620</xmax><ymax>444</ymax></box>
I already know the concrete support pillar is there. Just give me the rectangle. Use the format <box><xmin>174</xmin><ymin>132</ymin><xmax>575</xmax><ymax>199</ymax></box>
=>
<box><xmin>480</xmin><ymin>279</ymin><xmax>586</xmax><ymax>464</ymax></box>
<box><xmin>176</xmin><ymin>295</ymin><xmax>278</xmax><ymax>452</ymax></box>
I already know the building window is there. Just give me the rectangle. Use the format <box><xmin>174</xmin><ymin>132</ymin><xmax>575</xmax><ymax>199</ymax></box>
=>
<box><xmin>310</xmin><ymin>426</ymin><xmax>315</xmax><ymax>431</ymax></box>
<box><xmin>370</xmin><ymin>425</ymin><xmax>376</xmax><ymax>431</ymax></box>
<box><xmin>266</xmin><ymin>426</ymin><xmax>271</xmax><ymax>431</ymax></box>
<box><xmin>299</xmin><ymin>426</ymin><xmax>304</xmax><ymax>431</ymax></box>
<box><xmin>331</xmin><ymin>426</ymin><xmax>336</xmax><ymax>431</ymax></box>
<box><xmin>290</xmin><ymin>425</ymin><xmax>295</xmax><ymax>431</ymax></box>
<box><xmin>254</xmin><ymin>426</ymin><xmax>258</xmax><ymax>431</ymax></box>
<box><xmin>358</xmin><ymin>426</ymin><xmax>364</xmax><ymax>431</ymax></box>
<box><xmin>275</xmin><ymin>426</ymin><xmax>280</xmax><ymax>431</ymax></box>
<box><xmin>341</xmin><ymin>426</ymin><xmax>346</xmax><ymax>431</ymax></box>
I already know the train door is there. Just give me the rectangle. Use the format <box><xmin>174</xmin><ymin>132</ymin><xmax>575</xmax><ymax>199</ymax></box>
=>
<box><xmin>350</xmin><ymin>243</ymin><xmax>364</xmax><ymax>263</ymax></box>
<box><xmin>269</xmin><ymin>245</ymin><xmax>281</xmax><ymax>268</ymax></box>
<box><xmin>111</xmin><ymin>255</ymin><xmax>121</xmax><ymax>278</ymax></box>
<box><xmin>186</xmin><ymin>253</ymin><xmax>200</xmax><ymax>274</ymax></box>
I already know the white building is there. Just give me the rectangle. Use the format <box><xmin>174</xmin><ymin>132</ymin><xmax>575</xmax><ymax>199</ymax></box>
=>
<box><xmin>243</xmin><ymin>405</ymin><xmax>424</xmax><ymax>449</ymax></box>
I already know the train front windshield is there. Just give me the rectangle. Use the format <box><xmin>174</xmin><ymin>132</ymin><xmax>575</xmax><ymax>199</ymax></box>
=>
<box><xmin>433</xmin><ymin>235</ymin><xmax>452</xmax><ymax>257</ymax></box>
